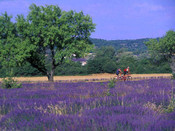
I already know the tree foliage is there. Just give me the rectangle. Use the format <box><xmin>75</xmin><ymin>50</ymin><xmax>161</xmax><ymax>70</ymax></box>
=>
<box><xmin>0</xmin><ymin>12</ymin><xmax>18</xmax><ymax>76</ymax></box>
<box><xmin>146</xmin><ymin>30</ymin><xmax>175</xmax><ymax>74</ymax></box>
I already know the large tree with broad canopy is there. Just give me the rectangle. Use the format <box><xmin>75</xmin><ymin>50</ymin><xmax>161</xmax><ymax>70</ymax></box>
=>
<box><xmin>0</xmin><ymin>4</ymin><xmax>96</xmax><ymax>81</ymax></box>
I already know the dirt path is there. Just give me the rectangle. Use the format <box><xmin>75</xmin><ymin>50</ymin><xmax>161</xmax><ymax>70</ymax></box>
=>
<box><xmin>0</xmin><ymin>73</ymin><xmax>172</xmax><ymax>82</ymax></box>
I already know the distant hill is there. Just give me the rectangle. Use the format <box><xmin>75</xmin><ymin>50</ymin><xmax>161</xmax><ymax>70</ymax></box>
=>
<box><xmin>90</xmin><ymin>38</ymin><xmax>150</xmax><ymax>54</ymax></box>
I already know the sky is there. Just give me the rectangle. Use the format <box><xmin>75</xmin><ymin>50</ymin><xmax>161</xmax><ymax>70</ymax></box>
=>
<box><xmin>0</xmin><ymin>0</ymin><xmax>175</xmax><ymax>40</ymax></box>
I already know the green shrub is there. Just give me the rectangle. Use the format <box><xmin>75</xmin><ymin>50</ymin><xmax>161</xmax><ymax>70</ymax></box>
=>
<box><xmin>105</xmin><ymin>89</ymin><xmax>111</xmax><ymax>96</ymax></box>
<box><xmin>165</xmin><ymin>86</ymin><xmax>175</xmax><ymax>113</ymax></box>
<box><xmin>108</xmin><ymin>78</ymin><xmax>116</xmax><ymax>89</ymax></box>
<box><xmin>1</xmin><ymin>77</ymin><xmax>22</xmax><ymax>89</ymax></box>
<box><xmin>172</xmin><ymin>74</ymin><xmax>175</xmax><ymax>79</ymax></box>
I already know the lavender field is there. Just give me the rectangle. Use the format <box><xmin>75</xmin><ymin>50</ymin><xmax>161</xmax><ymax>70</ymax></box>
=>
<box><xmin>0</xmin><ymin>79</ymin><xmax>175</xmax><ymax>131</ymax></box>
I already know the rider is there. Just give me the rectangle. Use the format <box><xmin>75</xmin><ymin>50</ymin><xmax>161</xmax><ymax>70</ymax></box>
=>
<box><xmin>116</xmin><ymin>68</ymin><xmax>123</xmax><ymax>78</ymax></box>
<box><xmin>124</xmin><ymin>66</ymin><xmax>130</xmax><ymax>77</ymax></box>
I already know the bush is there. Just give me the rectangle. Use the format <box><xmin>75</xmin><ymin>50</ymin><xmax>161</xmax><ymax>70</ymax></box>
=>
<box><xmin>1</xmin><ymin>77</ymin><xmax>22</xmax><ymax>89</ymax></box>
<box><xmin>166</xmin><ymin>85</ymin><xmax>175</xmax><ymax>113</ymax></box>
<box><xmin>172</xmin><ymin>74</ymin><xmax>175</xmax><ymax>79</ymax></box>
<box><xmin>108</xmin><ymin>78</ymin><xmax>116</xmax><ymax>89</ymax></box>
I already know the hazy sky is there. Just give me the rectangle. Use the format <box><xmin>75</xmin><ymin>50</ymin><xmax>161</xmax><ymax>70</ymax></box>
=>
<box><xmin>0</xmin><ymin>0</ymin><xmax>174</xmax><ymax>40</ymax></box>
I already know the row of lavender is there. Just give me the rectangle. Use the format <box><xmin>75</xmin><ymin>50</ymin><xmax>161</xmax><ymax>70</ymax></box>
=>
<box><xmin>0</xmin><ymin>79</ymin><xmax>175</xmax><ymax>130</ymax></box>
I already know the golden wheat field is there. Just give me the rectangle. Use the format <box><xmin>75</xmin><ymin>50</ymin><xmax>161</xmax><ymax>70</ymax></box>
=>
<box><xmin>0</xmin><ymin>73</ymin><xmax>172</xmax><ymax>82</ymax></box>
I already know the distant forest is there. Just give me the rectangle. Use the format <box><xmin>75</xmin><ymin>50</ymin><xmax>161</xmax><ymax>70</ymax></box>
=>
<box><xmin>90</xmin><ymin>38</ymin><xmax>149</xmax><ymax>54</ymax></box>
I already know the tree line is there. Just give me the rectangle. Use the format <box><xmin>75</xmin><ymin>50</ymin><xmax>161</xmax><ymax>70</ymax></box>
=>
<box><xmin>0</xmin><ymin>45</ymin><xmax>172</xmax><ymax>77</ymax></box>
<box><xmin>90</xmin><ymin>38</ymin><xmax>149</xmax><ymax>55</ymax></box>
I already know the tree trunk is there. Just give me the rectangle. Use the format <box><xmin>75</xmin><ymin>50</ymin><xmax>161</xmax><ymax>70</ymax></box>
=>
<box><xmin>47</xmin><ymin>69</ymin><xmax>54</xmax><ymax>82</ymax></box>
<box><xmin>170</xmin><ymin>55</ymin><xmax>175</xmax><ymax>74</ymax></box>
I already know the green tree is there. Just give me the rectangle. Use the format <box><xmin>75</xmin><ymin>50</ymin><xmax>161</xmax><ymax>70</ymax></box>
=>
<box><xmin>87</xmin><ymin>46</ymin><xmax>117</xmax><ymax>74</ymax></box>
<box><xmin>0</xmin><ymin>12</ymin><xmax>19</xmax><ymax>76</ymax></box>
<box><xmin>146</xmin><ymin>30</ymin><xmax>175</xmax><ymax>74</ymax></box>
<box><xmin>116</xmin><ymin>49</ymin><xmax>137</xmax><ymax>73</ymax></box>
<box><xmin>0</xmin><ymin>4</ymin><xmax>95</xmax><ymax>81</ymax></box>
<box><xmin>95</xmin><ymin>46</ymin><xmax>116</xmax><ymax>59</ymax></box>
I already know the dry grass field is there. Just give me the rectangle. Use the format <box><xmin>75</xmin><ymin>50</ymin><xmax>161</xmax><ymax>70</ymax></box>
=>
<box><xmin>0</xmin><ymin>73</ymin><xmax>172</xmax><ymax>82</ymax></box>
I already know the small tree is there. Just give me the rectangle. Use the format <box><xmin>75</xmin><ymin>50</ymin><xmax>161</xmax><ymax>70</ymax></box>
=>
<box><xmin>146</xmin><ymin>30</ymin><xmax>175</xmax><ymax>75</ymax></box>
<box><xmin>87</xmin><ymin>46</ymin><xmax>117</xmax><ymax>74</ymax></box>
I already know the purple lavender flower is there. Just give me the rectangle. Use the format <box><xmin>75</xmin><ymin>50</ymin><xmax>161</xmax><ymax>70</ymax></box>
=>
<box><xmin>0</xmin><ymin>79</ymin><xmax>175</xmax><ymax>130</ymax></box>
